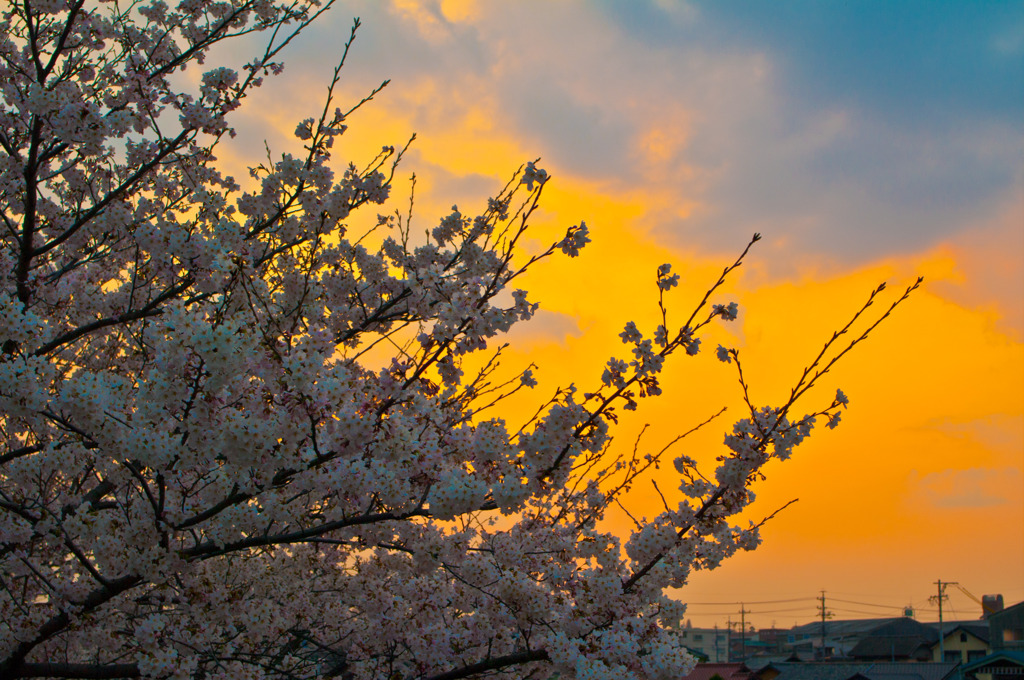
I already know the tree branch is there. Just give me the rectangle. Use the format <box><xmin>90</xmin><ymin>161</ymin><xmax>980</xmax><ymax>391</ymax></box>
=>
<box><xmin>9</xmin><ymin>662</ymin><xmax>140</xmax><ymax>679</ymax></box>
<box><xmin>420</xmin><ymin>649</ymin><xmax>549</xmax><ymax>680</ymax></box>
<box><xmin>0</xmin><ymin>575</ymin><xmax>142</xmax><ymax>677</ymax></box>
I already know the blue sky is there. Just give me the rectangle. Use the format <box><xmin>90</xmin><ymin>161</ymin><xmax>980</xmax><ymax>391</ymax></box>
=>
<box><xmin>280</xmin><ymin>0</ymin><xmax>1024</xmax><ymax>271</ymax></box>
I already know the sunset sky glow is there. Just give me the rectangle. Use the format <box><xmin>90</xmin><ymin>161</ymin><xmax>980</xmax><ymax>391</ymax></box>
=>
<box><xmin>216</xmin><ymin>0</ymin><xmax>1024</xmax><ymax>629</ymax></box>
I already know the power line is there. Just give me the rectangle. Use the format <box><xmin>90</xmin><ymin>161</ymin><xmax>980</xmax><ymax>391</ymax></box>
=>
<box><xmin>680</xmin><ymin>585</ymin><xmax>993</xmax><ymax>625</ymax></box>
<box><xmin>829</xmin><ymin>597</ymin><xmax>905</xmax><ymax>609</ymax></box>
<box><xmin>826</xmin><ymin>590</ymin><xmax>902</xmax><ymax>598</ymax></box>
<box><xmin>828</xmin><ymin>606</ymin><xmax>905</xmax><ymax>617</ymax></box>
<box><xmin>684</xmin><ymin>598</ymin><xmax>816</xmax><ymax>606</ymax></box>
<box><xmin>686</xmin><ymin>606</ymin><xmax>816</xmax><ymax>615</ymax></box>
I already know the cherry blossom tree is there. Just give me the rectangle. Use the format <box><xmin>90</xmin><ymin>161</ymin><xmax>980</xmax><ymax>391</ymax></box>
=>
<box><xmin>0</xmin><ymin>1</ymin><xmax>921</xmax><ymax>678</ymax></box>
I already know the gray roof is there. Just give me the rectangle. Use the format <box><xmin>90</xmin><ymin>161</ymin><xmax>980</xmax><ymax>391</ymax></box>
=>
<box><xmin>744</xmin><ymin>654</ymin><xmax>802</xmax><ymax>671</ymax></box>
<box><xmin>861</xmin><ymin>665</ymin><xmax>959</xmax><ymax>680</ymax></box>
<box><xmin>788</xmin><ymin>619</ymin><xmax>899</xmax><ymax>639</ymax></box>
<box><xmin>757</xmin><ymin>662</ymin><xmax>959</xmax><ymax>680</ymax></box>
<box><xmin>848</xmin><ymin>619</ymin><xmax>939</xmax><ymax>661</ymax></box>
<box><xmin>865</xmin><ymin>619</ymin><xmax>940</xmax><ymax>642</ymax></box>
<box><xmin>932</xmin><ymin>621</ymin><xmax>990</xmax><ymax>645</ymax></box>
<box><xmin>848</xmin><ymin>636</ymin><xmax>932</xmax><ymax>660</ymax></box>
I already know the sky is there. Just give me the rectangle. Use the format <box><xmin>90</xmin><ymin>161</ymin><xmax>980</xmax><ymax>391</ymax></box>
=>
<box><xmin>215</xmin><ymin>0</ymin><xmax>1024</xmax><ymax>630</ymax></box>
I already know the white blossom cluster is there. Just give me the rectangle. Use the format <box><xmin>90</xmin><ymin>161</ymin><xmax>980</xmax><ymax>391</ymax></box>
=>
<box><xmin>0</xmin><ymin>2</ymin><xmax>915</xmax><ymax>679</ymax></box>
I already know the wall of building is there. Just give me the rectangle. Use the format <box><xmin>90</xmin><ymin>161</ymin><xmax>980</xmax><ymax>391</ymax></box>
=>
<box><xmin>989</xmin><ymin>602</ymin><xmax>1024</xmax><ymax>652</ymax></box>
<box><xmin>931</xmin><ymin>630</ymin><xmax>989</xmax><ymax>664</ymax></box>
<box><xmin>678</xmin><ymin>627</ymin><xmax>731</xmax><ymax>663</ymax></box>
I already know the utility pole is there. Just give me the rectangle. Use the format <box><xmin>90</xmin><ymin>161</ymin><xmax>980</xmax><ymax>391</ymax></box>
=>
<box><xmin>931</xmin><ymin>580</ymin><xmax>958</xmax><ymax>661</ymax></box>
<box><xmin>818</xmin><ymin>590</ymin><xmax>833</xmax><ymax>660</ymax></box>
<box><xmin>739</xmin><ymin>604</ymin><xmax>748</xmax><ymax>662</ymax></box>
<box><xmin>714</xmin><ymin>623</ymin><xmax>721</xmax><ymax>663</ymax></box>
<box><xmin>727</xmin><ymin>617</ymin><xmax>732</xmax><ymax>663</ymax></box>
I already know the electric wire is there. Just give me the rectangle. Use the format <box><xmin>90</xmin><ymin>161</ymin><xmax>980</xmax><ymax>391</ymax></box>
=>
<box><xmin>683</xmin><ymin>598</ymin><xmax>816</xmax><ymax>605</ymax></box>
<box><xmin>827</xmin><ymin>602</ymin><xmax>909</xmax><ymax>610</ymax></box>
<box><xmin>685</xmin><ymin>606</ymin><xmax>817</xmax><ymax>615</ymax></box>
<box><xmin>677</xmin><ymin>589</ymin><xmax>990</xmax><ymax>628</ymax></box>
<box><xmin>828</xmin><ymin>606</ymin><xmax>905</xmax><ymax>617</ymax></box>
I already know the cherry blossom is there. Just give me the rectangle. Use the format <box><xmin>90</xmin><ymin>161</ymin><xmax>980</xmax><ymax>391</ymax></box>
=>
<box><xmin>0</xmin><ymin>2</ymin><xmax>922</xmax><ymax>679</ymax></box>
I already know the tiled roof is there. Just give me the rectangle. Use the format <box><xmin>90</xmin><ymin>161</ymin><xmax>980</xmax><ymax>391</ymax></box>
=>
<box><xmin>848</xmin><ymin>636</ymin><xmax>932</xmax><ymax>660</ymax></box>
<box><xmin>864</xmin><ymin>619</ymin><xmax>940</xmax><ymax>642</ymax></box>
<box><xmin>682</xmin><ymin>662</ymin><xmax>753</xmax><ymax>679</ymax></box>
<box><xmin>933</xmin><ymin>621</ymin><xmax>990</xmax><ymax>644</ymax></box>
<box><xmin>754</xmin><ymin>663</ymin><xmax>868</xmax><ymax>680</ymax></box>
<box><xmin>745</xmin><ymin>654</ymin><xmax>802</xmax><ymax>671</ymax></box>
<box><xmin>848</xmin><ymin>618</ymin><xmax>939</xmax><ymax>660</ymax></box>
<box><xmin>787</xmin><ymin>619</ymin><xmax>898</xmax><ymax>639</ymax></box>
<box><xmin>755</xmin><ymin>662</ymin><xmax>958</xmax><ymax>680</ymax></box>
<box><xmin>856</xmin><ymin>662</ymin><xmax>959</xmax><ymax>680</ymax></box>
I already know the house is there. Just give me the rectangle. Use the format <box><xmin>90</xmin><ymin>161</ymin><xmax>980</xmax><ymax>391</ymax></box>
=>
<box><xmin>930</xmin><ymin>621</ymin><xmax>991</xmax><ymax>664</ymax></box>
<box><xmin>755</xmin><ymin>628</ymin><xmax>790</xmax><ymax>655</ymax></box>
<box><xmin>960</xmin><ymin>603</ymin><xmax>1024</xmax><ymax>680</ymax></box>
<box><xmin>988</xmin><ymin>600</ymin><xmax>1024</xmax><ymax>652</ymax></box>
<box><xmin>678</xmin><ymin>625</ymin><xmax>731</xmax><ymax>663</ymax></box>
<box><xmin>961</xmin><ymin>650</ymin><xmax>1024</xmax><ymax>680</ymax></box>
<box><xmin>847</xmin><ymin>618</ymin><xmax>939</xmax><ymax>662</ymax></box>
<box><xmin>784</xmin><ymin>618</ymin><xmax>903</xmax><ymax>659</ymax></box>
<box><xmin>736</xmin><ymin>637</ymin><xmax>779</xmax><ymax>661</ymax></box>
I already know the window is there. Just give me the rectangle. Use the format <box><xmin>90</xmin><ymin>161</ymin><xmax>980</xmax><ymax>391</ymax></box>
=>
<box><xmin>1004</xmin><ymin>628</ymin><xmax>1024</xmax><ymax>643</ymax></box>
<box><xmin>960</xmin><ymin>632</ymin><xmax>967</xmax><ymax>642</ymax></box>
<box><xmin>944</xmin><ymin>651</ymin><xmax>962</xmax><ymax>664</ymax></box>
<box><xmin>694</xmin><ymin>634</ymin><xmax>703</xmax><ymax>642</ymax></box>
<box><xmin>968</xmin><ymin>650</ymin><xmax>986</xmax><ymax>662</ymax></box>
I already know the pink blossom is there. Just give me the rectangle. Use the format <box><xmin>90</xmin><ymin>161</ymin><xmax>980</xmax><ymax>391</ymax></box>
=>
<box><xmin>0</xmin><ymin>3</ymin><xmax>919</xmax><ymax>679</ymax></box>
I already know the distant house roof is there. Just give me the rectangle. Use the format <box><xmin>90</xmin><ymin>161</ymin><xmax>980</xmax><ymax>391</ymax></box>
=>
<box><xmin>848</xmin><ymin>619</ymin><xmax>939</xmax><ymax>661</ymax></box>
<box><xmin>682</xmin><ymin>662</ymin><xmax>753</xmax><ymax>679</ymax></box>
<box><xmin>991</xmin><ymin>600</ymin><xmax>1024</xmax><ymax>618</ymax></box>
<box><xmin>932</xmin><ymin>621</ymin><xmax>990</xmax><ymax>645</ymax></box>
<box><xmin>744</xmin><ymin>653</ymin><xmax>802</xmax><ymax>671</ymax></box>
<box><xmin>755</xmin><ymin>664</ymin><xmax>865</xmax><ymax>680</ymax></box>
<box><xmin>754</xmin><ymin>661</ymin><xmax>959</xmax><ymax>680</ymax></box>
<box><xmin>848</xmin><ymin>636</ymin><xmax>933</xmax><ymax>661</ymax></box>
<box><xmin>866</xmin><ymin>619</ymin><xmax>941</xmax><ymax>642</ymax></box>
<box><xmin>788</xmin><ymin>619</ymin><xmax>900</xmax><ymax>639</ymax></box>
